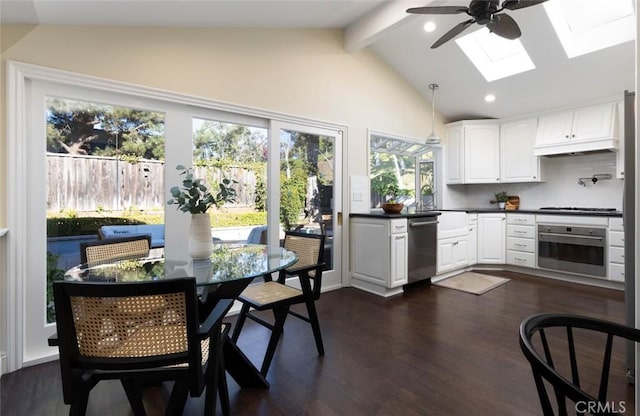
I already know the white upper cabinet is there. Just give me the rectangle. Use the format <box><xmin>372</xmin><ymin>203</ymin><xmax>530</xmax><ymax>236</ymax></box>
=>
<box><xmin>535</xmin><ymin>110</ymin><xmax>574</xmax><ymax>146</ymax></box>
<box><xmin>445</xmin><ymin>121</ymin><xmax>500</xmax><ymax>184</ymax></box>
<box><xmin>464</xmin><ymin>123</ymin><xmax>500</xmax><ymax>183</ymax></box>
<box><xmin>534</xmin><ymin>102</ymin><xmax>618</xmax><ymax>156</ymax></box>
<box><xmin>445</xmin><ymin>125</ymin><xmax>464</xmax><ymax>184</ymax></box>
<box><xmin>500</xmin><ymin>118</ymin><xmax>541</xmax><ymax>183</ymax></box>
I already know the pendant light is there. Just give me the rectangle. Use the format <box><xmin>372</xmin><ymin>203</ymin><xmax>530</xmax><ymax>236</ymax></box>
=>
<box><xmin>426</xmin><ymin>83</ymin><xmax>441</xmax><ymax>145</ymax></box>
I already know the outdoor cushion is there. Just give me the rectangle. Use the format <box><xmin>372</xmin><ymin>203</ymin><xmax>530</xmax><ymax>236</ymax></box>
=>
<box><xmin>99</xmin><ymin>224</ymin><xmax>165</xmax><ymax>248</ymax></box>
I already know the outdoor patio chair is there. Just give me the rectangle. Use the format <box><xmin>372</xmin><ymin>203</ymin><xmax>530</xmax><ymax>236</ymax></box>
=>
<box><xmin>80</xmin><ymin>235</ymin><xmax>152</xmax><ymax>267</ymax></box>
<box><xmin>231</xmin><ymin>231</ymin><xmax>325</xmax><ymax>376</ymax></box>
<box><xmin>519</xmin><ymin>313</ymin><xmax>639</xmax><ymax>416</ymax></box>
<box><xmin>51</xmin><ymin>277</ymin><xmax>230</xmax><ymax>416</ymax></box>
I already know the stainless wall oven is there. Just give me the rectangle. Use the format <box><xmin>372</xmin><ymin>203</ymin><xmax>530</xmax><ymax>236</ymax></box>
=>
<box><xmin>537</xmin><ymin>224</ymin><xmax>606</xmax><ymax>277</ymax></box>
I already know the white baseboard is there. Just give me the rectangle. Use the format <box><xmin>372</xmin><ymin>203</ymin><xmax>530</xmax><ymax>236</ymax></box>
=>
<box><xmin>1</xmin><ymin>351</ymin><xmax>7</xmax><ymax>376</ymax></box>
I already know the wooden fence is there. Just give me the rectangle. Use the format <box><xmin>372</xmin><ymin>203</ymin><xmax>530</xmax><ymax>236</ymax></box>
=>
<box><xmin>46</xmin><ymin>154</ymin><xmax>258</xmax><ymax>212</ymax></box>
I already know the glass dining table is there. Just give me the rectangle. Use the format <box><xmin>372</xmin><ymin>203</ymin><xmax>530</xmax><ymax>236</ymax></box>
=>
<box><xmin>63</xmin><ymin>243</ymin><xmax>299</xmax><ymax>388</ymax></box>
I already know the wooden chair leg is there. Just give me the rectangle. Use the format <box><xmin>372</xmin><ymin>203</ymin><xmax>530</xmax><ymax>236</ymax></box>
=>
<box><xmin>121</xmin><ymin>379</ymin><xmax>147</xmax><ymax>416</ymax></box>
<box><xmin>260</xmin><ymin>306</ymin><xmax>289</xmax><ymax>376</ymax></box>
<box><xmin>218</xmin><ymin>356</ymin><xmax>230</xmax><ymax>416</ymax></box>
<box><xmin>305</xmin><ymin>299</ymin><xmax>324</xmax><ymax>356</ymax></box>
<box><xmin>69</xmin><ymin>395</ymin><xmax>89</xmax><ymax>416</ymax></box>
<box><xmin>165</xmin><ymin>381</ymin><xmax>189</xmax><ymax>416</ymax></box>
<box><xmin>231</xmin><ymin>303</ymin><xmax>251</xmax><ymax>342</ymax></box>
<box><xmin>204</xmin><ymin>375</ymin><xmax>218</xmax><ymax>416</ymax></box>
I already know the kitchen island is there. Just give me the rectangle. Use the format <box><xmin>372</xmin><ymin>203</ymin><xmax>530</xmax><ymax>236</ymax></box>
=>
<box><xmin>349</xmin><ymin>211</ymin><xmax>441</xmax><ymax>297</ymax></box>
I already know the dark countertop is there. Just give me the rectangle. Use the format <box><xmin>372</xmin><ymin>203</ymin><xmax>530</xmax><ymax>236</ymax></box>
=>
<box><xmin>350</xmin><ymin>209</ymin><xmax>622</xmax><ymax>218</ymax></box>
<box><xmin>435</xmin><ymin>208</ymin><xmax>623</xmax><ymax>217</ymax></box>
<box><xmin>350</xmin><ymin>211</ymin><xmax>442</xmax><ymax>219</ymax></box>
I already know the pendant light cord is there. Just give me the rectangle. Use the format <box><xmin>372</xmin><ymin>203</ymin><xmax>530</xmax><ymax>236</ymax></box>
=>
<box><xmin>427</xmin><ymin>83</ymin><xmax>440</xmax><ymax>144</ymax></box>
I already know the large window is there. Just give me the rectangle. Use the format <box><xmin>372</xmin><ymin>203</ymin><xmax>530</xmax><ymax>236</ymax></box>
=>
<box><xmin>192</xmin><ymin>118</ymin><xmax>268</xmax><ymax>242</ymax></box>
<box><xmin>370</xmin><ymin>133</ymin><xmax>437</xmax><ymax>210</ymax></box>
<box><xmin>46</xmin><ymin>97</ymin><xmax>165</xmax><ymax>322</ymax></box>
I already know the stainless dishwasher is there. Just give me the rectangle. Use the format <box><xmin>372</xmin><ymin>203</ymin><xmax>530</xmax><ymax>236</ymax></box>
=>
<box><xmin>407</xmin><ymin>217</ymin><xmax>438</xmax><ymax>283</ymax></box>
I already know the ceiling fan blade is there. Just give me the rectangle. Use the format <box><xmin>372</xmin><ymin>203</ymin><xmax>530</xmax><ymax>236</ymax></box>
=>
<box><xmin>431</xmin><ymin>19</ymin><xmax>475</xmax><ymax>49</ymax></box>
<box><xmin>406</xmin><ymin>6</ymin><xmax>469</xmax><ymax>15</ymax></box>
<box><xmin>501</xmin><ymin>0</ymin><xmax>548</xmax><ymax>11</ymax></box>
<box><xmin>487</xmin><ymin>13</ymin><xmax>521</xmax><ymax>40</ymax></box>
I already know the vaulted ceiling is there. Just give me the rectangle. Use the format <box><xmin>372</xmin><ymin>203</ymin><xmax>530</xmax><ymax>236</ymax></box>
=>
<box><xmin>2</xmin><ymin>0</ymin><xmax>635</xmax><ymax>122</ymax></box>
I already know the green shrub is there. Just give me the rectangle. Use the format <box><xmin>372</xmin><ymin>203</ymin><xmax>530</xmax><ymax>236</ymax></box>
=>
<box><xmin>210</xmin><ymin>212</ymin><xmax>267</xmax><ymax>228</ymax></box>
<box><xmin>47</xmin><ymin>212</ymin><xmax>268</xmax><ymax>237</ymax></box>
<box><xmin>46</xmin><ymin>251</ymin><xmax>65</xmax><ymax>323</ymax></box>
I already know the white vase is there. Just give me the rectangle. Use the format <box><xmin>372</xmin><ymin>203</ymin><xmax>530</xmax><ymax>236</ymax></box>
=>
<box><xmin>498</xmin><ymin>202</ymin><xmax>506</xmax><ymax>210</ymax></box>
<box><xmin>188</xmin><ymin>213</ymin><xmax>213</xmax><ymax>260</ymax></box>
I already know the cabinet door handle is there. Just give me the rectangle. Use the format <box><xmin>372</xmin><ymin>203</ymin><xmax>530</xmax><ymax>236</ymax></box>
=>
<box><xmin>395</xmin><ymin>236</ymin><xmax>405</xmax><ymax>240</ymax></box>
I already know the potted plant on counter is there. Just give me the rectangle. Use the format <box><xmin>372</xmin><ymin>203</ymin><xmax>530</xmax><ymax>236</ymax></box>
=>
<box><xmin>380</xmin><ymin>182</ymin><xmax>406</xmax><ymax>214</ymax></box>
<box><xmin>494</xmin><ymin>191</ymin><xmax>508</xmax><ymax>210</ymax></box>
<box><xmin>167</xmin><ymin>165</ymin><xmax>237</xmax><ymax>259</ymax></box>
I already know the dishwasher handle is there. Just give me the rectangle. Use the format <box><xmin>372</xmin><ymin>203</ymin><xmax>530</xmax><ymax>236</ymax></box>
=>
<box><xmin>409</xmin><ymin>220</ymin><xmax>439</xmax><ymax>228</ymax></box>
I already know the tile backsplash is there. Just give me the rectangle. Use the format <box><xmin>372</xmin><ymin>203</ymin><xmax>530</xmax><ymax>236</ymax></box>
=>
<box><xmin>444</xmin><ymin>152</ymin><xmax>624</xmax><ymax>210</ymax></box>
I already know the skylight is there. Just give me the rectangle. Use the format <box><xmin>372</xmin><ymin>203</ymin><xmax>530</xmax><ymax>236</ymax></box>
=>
<box><xmin>543</xmin><ymin>0</ymin><xmax>635</xmax><ymax>58</ymax></box>
<box><xmin>455</xmin><ymin>28</ymin><xmax>535</xmax><ymax>82</ymax></box>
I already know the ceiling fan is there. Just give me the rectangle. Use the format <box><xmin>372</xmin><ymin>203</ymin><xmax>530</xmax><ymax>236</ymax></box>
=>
<box><xmin>406</xmin><ymin>0</ymin><xmax>548</xmax><ymax>49</ymax></box>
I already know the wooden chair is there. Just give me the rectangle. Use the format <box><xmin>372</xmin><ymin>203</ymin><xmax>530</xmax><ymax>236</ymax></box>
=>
<box><xmin>80</xmin><ymin>235</ymin><xmax>152</xmax><ymax>267</ymax></box>
<box><xmin>231</xmin><ymin>231</ymin><xmax>325</xmax><ymax>376</ymax></box>
<box><xmin>52</xmin><ymin>278</ymin><xmax>230</xmax><ymax>416</ymax></box>
<box><xmin>519</xmin><ymin>313</ymin><xmax>640</xmax><ymax>416</ymax></box>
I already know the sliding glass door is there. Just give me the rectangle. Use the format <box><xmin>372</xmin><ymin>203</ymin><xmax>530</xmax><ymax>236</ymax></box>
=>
<box><xmin>14</xmin><ymin>72</ymin><xmax>344</xmax><ymax>369</ymax></box>
<box><xmin>272</xmin><ymin>121</ymin><xmax>342</xmax><ymax>289</ymax></box>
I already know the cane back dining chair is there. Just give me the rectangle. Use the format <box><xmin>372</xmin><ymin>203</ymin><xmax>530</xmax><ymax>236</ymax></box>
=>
<box><xmin>80</xmin><ymin>235</ymin><xmax>152</xmax><ymax>267</ymax></box>
<box><xmin>52</xmin><ymin>277</ymin><xmax>230</xmax><ymax>416</ymax></box>
<box><xmin>231</xmin><ymin>231</ymin><xmax>326</xmax><ymax>376</ymax></box>
<box><xmin>519</xmin><ymin>313</ymin><xmax>640</xmax><ymax>416</ymax></box>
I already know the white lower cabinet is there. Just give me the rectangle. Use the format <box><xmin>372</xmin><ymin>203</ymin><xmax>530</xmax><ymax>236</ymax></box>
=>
<box><xmin>436</xmin><ymin>211</ymin><xmax>469</xmax><ymax>274</ymax></box>
<box><xmin>437</xmin><ymin>237</ymin><xmax>468</xmax><ymax>273</ymax></box>
<box><xmin>467</xmin><ymin>214</ymin><xmax>477</xmax><ymax>265</ymax></box>
<box><xmin>350</xmin><ymin>217</ymin><xmax>408</xmax><ymax>296</ymax></box>
<box><xmin>506</xmin><ymin>214</ymin><xmax>536</xmax><ymax>268</ymax></box>
<box><xmin>608</xmin><ymin>217</ymin><xmax>624</xmax><ymax>282</ymax></box>
<box><xmin>477</xmin><ymin>213</ymin><xmax>506</xmax><ymax>264</ymax></box>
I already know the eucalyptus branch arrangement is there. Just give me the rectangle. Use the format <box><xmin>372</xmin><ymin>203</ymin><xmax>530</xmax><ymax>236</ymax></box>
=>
<box><xmin>167</xmin><ymin>165</ymin><xmax>238</xmax><ymax>214</ymax></box>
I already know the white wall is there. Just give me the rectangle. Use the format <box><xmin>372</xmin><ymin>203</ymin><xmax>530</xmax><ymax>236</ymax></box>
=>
<box><xmin>444</xmin><ymin>151</ymin><xmax>623</xmax><ymax>210</ymax></box>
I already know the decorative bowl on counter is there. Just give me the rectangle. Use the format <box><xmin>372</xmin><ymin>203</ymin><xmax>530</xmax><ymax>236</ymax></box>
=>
<box><xmin>382</xmin><ymin>203</ymin><xmax>404</xmax><ymax>214</ymax></box>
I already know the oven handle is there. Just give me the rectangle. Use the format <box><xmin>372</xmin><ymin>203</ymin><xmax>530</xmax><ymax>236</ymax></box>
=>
<box><xmin>538</xmin><ymin>232</ymin><xmax>604</xmax><ymax>241</ymax></box>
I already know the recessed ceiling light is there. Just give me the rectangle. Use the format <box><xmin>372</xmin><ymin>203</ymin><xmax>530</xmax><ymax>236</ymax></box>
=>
<box><xmin>543</xmin><ymin>0</ymin><xmax>635</xmax><ymax>58</ymax></box>
<box><xmin>484</xmin><ymin>94</ymin><xmax>496</xmax><ymax>102</ymax></box>
<box><xmin>456</xmin><ymin>28</ymin><xmax>535</xmax><ymax>82</ymax></box>
<box><xmin>423</xmin><ymin>21</ymin><xmax>436</xmax><ymax>33</ymax></box>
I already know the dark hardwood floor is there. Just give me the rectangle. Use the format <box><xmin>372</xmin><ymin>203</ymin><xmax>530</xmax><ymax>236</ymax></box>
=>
<box><xmin>1</xmin><ymin>271</ymin><xmax>634</xmax><ymax>415</ymax></box>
